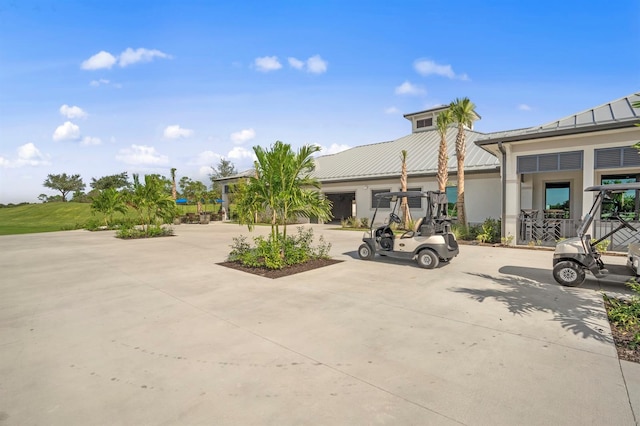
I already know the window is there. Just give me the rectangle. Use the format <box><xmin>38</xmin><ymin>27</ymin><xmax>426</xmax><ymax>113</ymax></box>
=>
<box><xmin>545</xmin><ymin>182</ymin><xmax>570</xmax><ymax>217</ymax></box>
<box><xmin>416</xmin><ymin>118</ymin><xmax>433</xmax><ymax>129</ymax></box>
<box><xmin>224</xmin><ymin>185</ymin><xmax>230</xmax><ymax>194</ymax></box>
<box><xmin>371</xmin><ymin>189</ymin><xmax>390</xmax><ymax>208</ymax></box>
<box><xmin>407</xmin><ymin>187</ymin><xmax>422</xmax><ymax>208</ymax></box>
<box><xmin>445</xmin><ymin>186</ymin><xmax>457</xmax><ymax>217</ymax></box>
<box><xmin>601</xmin><ymin>174</ymin><xmax>639</xmax><ymax>220</ymax></box>
<box><xmin>595</xmin><ymin>147</ymin><xmax>640</xmax><ymax>169</ymax></box>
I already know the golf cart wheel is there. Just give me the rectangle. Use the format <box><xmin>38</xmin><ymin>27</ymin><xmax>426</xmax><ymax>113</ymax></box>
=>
<box><xmin>416</xmin><ymin>249</ymin><xmax>439</xmax><ymax>269</ymax></box>
<box><xmin>553</xmin><ymin>261</ymin><xmax>586</xmax><ymax>287</ymax></box>
<box><xmin>358</xmin><ymin>243</ymin><xmax>374</xmax><ymax>260</ymax></box>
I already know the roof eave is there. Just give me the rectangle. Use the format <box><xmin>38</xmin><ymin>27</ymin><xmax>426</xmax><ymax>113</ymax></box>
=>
<box><xmin>475</xmin><ymin>120</ymin><xmax>639</xmax><ymax>147</ymax></box>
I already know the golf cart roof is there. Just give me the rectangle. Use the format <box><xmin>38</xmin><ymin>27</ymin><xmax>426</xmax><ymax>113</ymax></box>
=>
<box><xmin>374</xmin><ymin>190</ymin><xmax>441</xmax><ymax>199</ymax></box>
<box><xmin>585</xmin><ymin>183</ymin><xmax>640</xmax><ymax>192</ymax></box>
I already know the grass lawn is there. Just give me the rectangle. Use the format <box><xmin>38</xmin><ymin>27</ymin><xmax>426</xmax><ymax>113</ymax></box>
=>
<box><xmin>0</xmin><ymin>202</ymin><xmax>222</xmax><ymax>236</ymax></box>
<box><xmin>0</xmin><ymin>203</ymin><xmax>94</xmax><ymax>235</ymax></box>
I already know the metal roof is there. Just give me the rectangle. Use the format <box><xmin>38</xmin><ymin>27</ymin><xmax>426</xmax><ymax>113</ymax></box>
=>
<box><xmin>477</xmin><ymin>92</ymin><xmax>640</xmax><ymax>146</ymax></box>
<box><xmin>312</xmin><ymin>128</ymin><xmax>499</xmax><ymax>182</ymax></box>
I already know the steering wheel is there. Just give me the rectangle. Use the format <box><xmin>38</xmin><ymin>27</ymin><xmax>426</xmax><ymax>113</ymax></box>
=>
<box><xmin>389</xmin><ymin>213</ymin><xmax>401</xmax><ymax>224</ymax></box>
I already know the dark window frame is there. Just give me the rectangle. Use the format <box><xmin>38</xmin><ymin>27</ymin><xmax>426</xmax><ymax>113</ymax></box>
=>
<box><xmin>416</xmin><ymin>118</ymin><xmax>433</xmax><ymax>128</ymax></box>
<box><xmin>544</xmin><ymin>181</ymin><xmax>571</xmax><ymax>218</ymax></box>
<box><xmin>600</xmin><ymin>174</ymin><xmax>640</xmax><ymax>220</ymax></box>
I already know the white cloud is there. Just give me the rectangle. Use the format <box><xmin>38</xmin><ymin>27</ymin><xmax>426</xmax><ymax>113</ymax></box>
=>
<box><xmin>118</xmin><ymin>48</ymin><xmax>172</xmax><ymax>67</ymax></box>
<box><xmin>288</xmin><ymin>55</ymin><xmax>328</xmax><ymax>74</ymax></box>
<box><xmin>0</xmin><ymin>143</ymin><xmax>51</xmax><ymax>168</ymax></box>
<box><xmin>90</xmin><ymin>78</ymin><xmax>109</xmax><ymax>86</ymax></box>
<box><xmin>385</xmin><ymin>106</ymin><xmax>400</xmax><ymax>114</ymax></box>
<box><xmin>227</xmin><ymin>146</ymin><xmax>256</xmax><ymax>160</ymax></box>
<box><xmin>316</xmin><ymin>143</ymin><xmax>350</xmax><ymax>155</ymax></box>
<box><xmin>288</xmin><ymin>57</ymin><xmax>304</xmax><ymax>70</ymax></box>
<box><xmin>191</xmin><ymin>150</ymin><xmax>222</xmax><ymax>166</ymax></box>
<box><xmin>395</xmin><ymin>81</ymin><xmax>426</xmax><ymax>96</ymax></box>
<box><xmin>81</xmin><ymin>51</ymin><xmax>117</xmax><ymax>70</ymax></box>
<box><xmin>116</xmin><ymin>144</ymin><xmax>169</xmax><ymax>165</ymax></box>
<box><xmin>254</xmin><ymin>56</ymin><xmax>282</xmax><ymax>72</ymax></box>
<box><xmin>60</xmin><ymin>104</ymin><xmax>87</xmax><ymax>119</ymax></box>
<box><xmin>414</xmin><ymin>59</ymin><xmax>469</xmax><ymax>81</ymax></box>
<box><xmin>81</xmin><ymin>48</ymin><xmax>171</xmax><ymax>71</ymax></box>
<box><xmin>164</xmin><ymin>125</ymin><xmax>194</xmax><ymax>139</ymax></box>
<box><xmin>230</xmin><ymin>128</ymin><xmax>256</xmax><ymax>144</ymax></box>
<box><xmin>52</xmin><ymin>121</ymin><xmax>81</xmax><ymax>141</ymax></box>
<box><xmin>518</xmin><ymin>104</ymin><xmax>532</xmax><ymax>111</ymax></box>
<box><xmin>81</xmin><ymin>136</ymin><xmax>102</xmax><ymax>146</ymax></box>
<box><xmin>306</xmin><ymin>55</ymin><xmax>328</xmax><ymax>74</ymax></box>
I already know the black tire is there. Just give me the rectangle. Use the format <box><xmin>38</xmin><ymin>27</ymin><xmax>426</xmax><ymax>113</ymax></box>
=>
<box><xmin>416</xmin><ymin>249</ymin><xmax>439</xmax><ymax>269</ymax></box>
<box><xmin>553</xmin><ymin>260</ymin><xmax>586</xmax><ymax>287</ymax></box>
<box><xmin>358</xmin><ymin>243</ymin><xmax>374</xmax><ymax>260</ymax></box>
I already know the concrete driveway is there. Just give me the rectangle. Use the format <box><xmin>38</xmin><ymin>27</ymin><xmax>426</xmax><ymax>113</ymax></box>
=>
<box><xmin>1</xmin><ymin>223</ymin><xmax>639</xmax><ymax>425</ymax></box>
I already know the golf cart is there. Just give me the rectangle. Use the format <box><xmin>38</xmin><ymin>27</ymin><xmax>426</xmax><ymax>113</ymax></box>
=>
<box><xmin>357</xmin><ymin>191</ymin><xmax>459</xmax><ymax>269</ymax></box>
<box><xmin>552</xmin><ymin>183</ymin><xmax>640</xmax><ymax>287</ymax></box>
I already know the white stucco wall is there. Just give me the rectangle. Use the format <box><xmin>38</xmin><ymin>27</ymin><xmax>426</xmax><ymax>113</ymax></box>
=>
<box><xmin>320</xmin><ymin>171</ymin><xmax>501</xmax><ymax>226</ymax></box>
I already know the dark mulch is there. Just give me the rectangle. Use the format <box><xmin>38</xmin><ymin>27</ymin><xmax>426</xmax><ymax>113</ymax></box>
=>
<box><xmin>604</xmin><ymin>298</ymin><xmax>640</xmax><ymax>363</ymax></box>
<box><xmin>217</xmin><ymin>258</ymin><xmax>343</xmax><ymax>279</ymax></box>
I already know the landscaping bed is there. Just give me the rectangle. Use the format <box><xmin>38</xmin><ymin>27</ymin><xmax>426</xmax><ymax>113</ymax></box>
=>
<box><xmin>218</xmin><ymin>258</ymin><xmax>343</xmax><ymax>279</ymax></box>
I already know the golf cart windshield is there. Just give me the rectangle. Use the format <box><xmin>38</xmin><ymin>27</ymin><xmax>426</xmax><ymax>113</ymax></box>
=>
<box><xmin>371</xmin><ymin>190</ymin><xmax>449</xmax><ymax>227</ymax></box>
<box><xmin>578</xmin><ymin>182</ymin><xmax>640</xmax><ymax>237</ymax></box>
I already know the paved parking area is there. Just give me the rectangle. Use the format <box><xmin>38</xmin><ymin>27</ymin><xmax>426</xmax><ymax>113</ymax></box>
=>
<box><xmin>1</xmin><ymin>223</ymin><xmax>639</xmax><ymax>425</ymax></box>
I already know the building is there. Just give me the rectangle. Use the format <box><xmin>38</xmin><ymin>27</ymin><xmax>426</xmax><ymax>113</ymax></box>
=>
<box><xmin>311</xmin><ymin>106</ymin><xmax>501</xmax><ymax>225</ymax></box>
<box><xmin>476</xmin><ymin>92</ymin><xmax>640</xmax><ymax>250</ymax></box>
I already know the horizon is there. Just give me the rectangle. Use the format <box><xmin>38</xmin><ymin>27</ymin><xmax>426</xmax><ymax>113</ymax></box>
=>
<box><xmin>1</xmin><ymin>0</ymin><xmax>639</xmax><ymax>204</ymax></box>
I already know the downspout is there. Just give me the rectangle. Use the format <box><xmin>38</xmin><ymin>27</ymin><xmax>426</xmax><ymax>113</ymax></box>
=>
<box><xmin>497</xmin><ymin>142</ymin><xmax>507</xmax><ymax>239</ymax></box>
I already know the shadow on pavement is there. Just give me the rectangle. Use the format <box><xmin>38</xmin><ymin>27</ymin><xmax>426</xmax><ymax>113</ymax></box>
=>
<box><xmin>453</xmin><ymin>266</ymin><xmax>611</xmax><ymax>343</ymax></box>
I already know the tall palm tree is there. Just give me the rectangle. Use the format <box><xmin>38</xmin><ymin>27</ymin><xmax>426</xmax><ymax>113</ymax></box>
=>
<box><xmin>399</xmin><ymin>150</ymin><xmax>412</xmax><ymax>228</ymax></box>
<box><xmin>436</xmin><ymin>109</ymin><xmax>453</xmax><ymax>192</ymax></box>
<box><xmin>450</xmin><ymin>97</ymin><xmax>478</xmax><ymax>227</ymax></box>
<box><xmin>170</xmin><ymin>168</ymin><xmax>177</xmax><ymax>200</ymax></box>
<box><xmin>235</xmin><ymin>141</ymin><xmax>332</xmax><ymax>242</ymax></box>
<box><xmin>125</xmin><ymin>174</ymin><xmax>176</xmax><ymax>235</ymax></box>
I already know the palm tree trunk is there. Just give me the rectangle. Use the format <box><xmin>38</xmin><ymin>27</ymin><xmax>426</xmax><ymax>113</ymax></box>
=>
<box><xmin>437</xmin><ymin>138</ymin><xmax>448</xmax><ymax>192</ymax></box>
<box><xmin>455</xmin><ymin>125</ymin><xmax>467</xmax><ymax>226</ymax></box>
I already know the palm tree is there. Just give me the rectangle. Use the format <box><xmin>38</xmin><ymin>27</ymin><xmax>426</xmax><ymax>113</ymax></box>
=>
<box><xmin>450</xmin><ymin>97</ymin><xmax>478</xmax><ymax>227</ymax></box>
<box><xmin>399</xmin><ymin>150</ymin><xmax>412</xmax><ymax>228</ymax></box>
<box><xmin>125</xmin><ymin>174</ymin><xmax>176</xmax><ymax>235</ymax></box>
<box><xmin>436</xmin><ymin>108</ymin><xmax>453</xmax><ymax>192</ymax></box>
<box><xmin>90</xmin><ymin>188</ymin><xmax>127</xmax><ymax>227</ymax></box>
<box><xmin>170</xmin><ymin>168</ymin><xmax>177</xmax><ymax>200</ymax></box>
<box><xmin>235</xmin><ymin>141</ymin><xmax>332</xmax><ymax>242</ymax></box>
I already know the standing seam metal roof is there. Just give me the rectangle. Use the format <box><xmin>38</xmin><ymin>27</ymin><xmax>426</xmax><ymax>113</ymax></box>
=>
<box><xmin>477</xmin><ymin>92</ymin><xmax>640</xmax><ymax>144</ymax></box>
<box><xmin>311</xmin><ymin>128</ymin><xmax>499</xmax><ymax>182</ymax></box>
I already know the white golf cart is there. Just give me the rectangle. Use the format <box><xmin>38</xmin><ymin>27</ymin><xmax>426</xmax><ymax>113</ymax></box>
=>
<box><xmin>357</xmin><ymin>191</ymin><xmax>459</xmax><ymax>269</ymax></box>
<box><xmin>552</xmin><ymin>183</ymin><xmax>640</xmax><ymax>287</ymax></box>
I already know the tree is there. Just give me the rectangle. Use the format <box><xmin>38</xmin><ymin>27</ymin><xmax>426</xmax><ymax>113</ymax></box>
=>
<box><xmin>179</xmin><ymin>176</ymin><xmax>208</xmax><ymax>213</ymax></box>
<box><xmin>235</xmin><ymin>141</ymin><xmax>332</xmax><ymax>242</ymax></box>
<box><xmin>450</xmin><ymin>97</ymin><xmax>478</xmax><ymax>226</ymax></box>
<box><xmin>399</xmin><ymin>150</ymin><xmax>412</xmax><ymax>228</ymax></box>
<box><xmin>170</xmin><ymin>168</ymin><xmax>177</xmax><ymax>200</ymax></box>
<box><xmin>43</xmin><ymin>173</ymin><xmax>85</xmax><ymax>202</ymax></box>
<box><xmin>210</xmin><ymin>158</ymin><xmax>237</xmax><ymax>200</ymax></box>
<box><xmin>91</xmin><ymin>188</ymin><xmax>127</xmax><ymax>227</ymax></box>
<box><xmin>436</xmin><ymin>108</ymin><xmax>453</xmax><ymax>192</ymax></box>
<box><xmin>90</xmin><ymin>172</ymin><xmax>130</xmax><ymax>191</ymax></box>
<box><xmin>123</xmin><ymin>174</ymin><xmax>176</xmax><ymax>235</ymax></box>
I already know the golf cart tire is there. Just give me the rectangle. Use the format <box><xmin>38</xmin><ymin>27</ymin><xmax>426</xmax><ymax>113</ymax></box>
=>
<box><xmin>553</xmin><ymin>260</ymin><xmax>586</xmax><ymax>287</ymax></box>
<box><xmin>416</xmin><ymin>249</ymin><xmax>439</xmax><ymax>269</ymax></box>
<box><xmin>358</xmin><ymin>243</ymin><xmax>374</xmax><ymax>260</ymax></box>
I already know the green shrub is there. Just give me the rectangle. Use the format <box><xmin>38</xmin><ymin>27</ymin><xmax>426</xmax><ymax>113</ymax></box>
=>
<box><xmin>605</xmin><ymin>278</ymin><xmax>640</xmax><ymax>348</ymax></box>
<box><xmin>476</xmin><ymin>218</ymin><xmax>501</xmax><ymax>244</ymax></box>
<box><xmin>228</xmin><ymin>226</ymin><xmax>332</xmax><ymax>269</ymax></box>
<box><xmin>116</xmin><ymin>225</ymin><xmax>174</xmax><ymax>239</ymax></box>
<box><xmin>452</xmin><ymin>223</ymin><xmax>482</xmax><ymax>241</ymax></box>
<box><xmin>360</xmin><ymin>217</ymin><xmax>369</xmax><ymax>228</ymax></box>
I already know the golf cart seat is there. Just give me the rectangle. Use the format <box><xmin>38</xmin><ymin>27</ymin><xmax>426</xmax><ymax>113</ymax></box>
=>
<box><xmin>400</xmin><ymin>217</ymin><xmax>424</xmax><ymax>239</ymax></box>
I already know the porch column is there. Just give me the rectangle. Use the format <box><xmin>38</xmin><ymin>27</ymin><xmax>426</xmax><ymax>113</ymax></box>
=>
<box><xmin>581</xmin><ymin>148</ymin><xmax>595</xmax><ymax>221</ymax></box>
<box><xmin>503</xmin><ymin>143</ymin><xmax>519</xmax><ymax>244</ymax></box>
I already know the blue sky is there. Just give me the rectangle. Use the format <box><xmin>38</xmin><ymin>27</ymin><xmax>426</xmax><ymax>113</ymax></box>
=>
<box><xmin>1</xmin><ymin>0</ymin><xmax>638</xmax><ymax>203</ymax></box>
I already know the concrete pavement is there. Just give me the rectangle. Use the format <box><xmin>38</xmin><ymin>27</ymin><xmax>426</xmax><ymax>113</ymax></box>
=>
<box><xmin>1</xmin><ymin>223</ymin><xmax>639</xmax><ymax>425</ymax></box>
